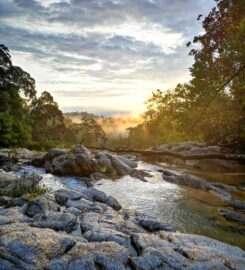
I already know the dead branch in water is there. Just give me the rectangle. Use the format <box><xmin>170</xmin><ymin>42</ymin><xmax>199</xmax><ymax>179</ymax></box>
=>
<box><xmin>88</xmin><ymin>146</ymin><xmax>245</xmax><ymax>163</ymax></box>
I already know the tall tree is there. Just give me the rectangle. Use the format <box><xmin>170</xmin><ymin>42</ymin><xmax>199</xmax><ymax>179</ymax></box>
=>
<box><xmin>30</xmin><ymin>91</ymin><xmax>65</xmax><ymax>143</ymax></box>
<box><xmin>0</xmin><ymin>45</ymin><xmax>36</xmax><ymax>146</ymax></box>
<box><xmin>187</xmin><ymin>0</ymin><xmax>245</xmax><ymax>146</ymax></box>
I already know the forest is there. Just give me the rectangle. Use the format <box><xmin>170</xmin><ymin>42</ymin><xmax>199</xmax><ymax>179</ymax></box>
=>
<box><xmin>0</xmin><ymin>0</ymin><xmax>244</xmax><ymax>152</ymax></box>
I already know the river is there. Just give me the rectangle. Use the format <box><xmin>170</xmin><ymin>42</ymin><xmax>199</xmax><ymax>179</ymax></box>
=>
<box><xmin>17</xmin><ymin>160</ymin><xmax>245</xmax><ymax>249</ymax></box>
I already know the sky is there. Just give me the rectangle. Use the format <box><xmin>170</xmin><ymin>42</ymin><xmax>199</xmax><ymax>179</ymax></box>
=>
<box><xmin>0</xmin><ymin>0</ymin><xmax>214</xmax><ymax>116</ymax></box>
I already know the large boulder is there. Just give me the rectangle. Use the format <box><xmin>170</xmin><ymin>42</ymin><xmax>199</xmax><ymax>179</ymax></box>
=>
<box><xmin>45</xmin><ymin>241</ymin><xmax>129</xmax><ymax>270</ymax></box>
<box><xmin>44</xmin><ymin>146</ymin><xmax>99</xmax><ymax>177</ymax></box>
<box><xmin>41</xmin><ymin>145</ymin><xmax>143</xmax><ymax>180</ymax></box>
<box><xmin>131</xmin><ymin>232</ymin><xmax>245</xmax><ymax>270</ymax></box>
<box><xmin>0</xmin><ymin>223</ymin><xmax>76</xmax><ymax>269</ymax></box>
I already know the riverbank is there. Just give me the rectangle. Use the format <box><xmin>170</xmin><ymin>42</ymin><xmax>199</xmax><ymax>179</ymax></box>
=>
<box><xmin>0</xmin><ymin>144</ymin><xmax>245</xmax><ymax>269</ymax></box>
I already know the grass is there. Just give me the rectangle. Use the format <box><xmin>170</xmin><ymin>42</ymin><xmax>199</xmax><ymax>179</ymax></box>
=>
<box><xmin>11</xmin><ymin>186</ymin><xmax>48</xmax><ymax>198</ymax></box>
<box><xmin>0</xmin><ymin>173</ymin><xmax>48</xmax><ymax>201</ymax></box>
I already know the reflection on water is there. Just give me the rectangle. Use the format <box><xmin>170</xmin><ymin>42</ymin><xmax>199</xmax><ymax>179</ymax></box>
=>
<box><xmin>18</xmin><ymin>162</ymin><xmax>245</xmax><ymax>250</ymax></box>
<box><xmin>95</xmin><ymin>161</ymin><xmax>245</xmax><ymax>249</ymax></box>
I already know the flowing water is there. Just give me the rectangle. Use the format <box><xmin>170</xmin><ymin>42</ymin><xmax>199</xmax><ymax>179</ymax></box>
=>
<box><xmin>18</xmin><ymin>161</ymin><xmax>245</xmax><ymax>250</ymax></box>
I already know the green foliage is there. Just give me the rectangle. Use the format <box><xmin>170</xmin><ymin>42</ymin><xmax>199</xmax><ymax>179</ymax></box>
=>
<box><xmin>128</xmin><ymin>0</ymin><xmax>245</xmax><ymax>150</ymax></box>
<box><xmin>79</xmin><ymin>116</ymin><xmax>106</xmax><ymax>147</ymax></box>
<box><xmin>30</xmin><ymin>91</ymin><xmax>65</xmax><ymax>143</ymax></box>
<box><xmin>0</xmin><ymin>112</ymin><xmax>14</xmax><ymax>145</ymax></box>
<box><xmin>0</xmin><ymin>45</ymin><xmax>35</xmax><ymax>147</ymax></box>
<box><xmin>10</xmin><ymin>186</ymin><xmax>48</xmax><ymax>198</ymax></box>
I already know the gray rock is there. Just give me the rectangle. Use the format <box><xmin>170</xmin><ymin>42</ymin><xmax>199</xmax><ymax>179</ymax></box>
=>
<box><xmin>90</xmin><ymin>188</ymin><xmax>122</xmax><ymax>210</ymax></box>
<box><xmin>25</xmin><ymin>197</ymin><xmax>60</xmax><ymax>217</ymax></box>
<box><xmin>131</xmin><ymin>232</ymin><xmax>245</xmax><ymax>270</ymax></box>
<box><xmin>228</xmin><ymin>199</ymin><xmax>245</xmax><ymax>211</ymax></box>
<box><xmin>65</xmin><ymin>198</ymin><xmax>94</xmax><ymax>212</ymax></box>
<box><xmin>70</xmin><ymin>145</ymin><xmax>91</xmax><ymax>155</ymax></box>
<box><xmin>44</xmin><ymin>148</ymin><xmax>68</xmax><ymax>161</ymax></box>
<box><xmin>46</xmin><ymin>153</ymin><xmax>97</xmax><ymax>177</ymax></box>
<box><xmin>162</xmin><ymin>169</ymin><xmax>231</xmax><ymax>201</ymax></box>
<box><xmin>0</xmin><ymin>223</ymin><xmax>76</xmax><ymax>269</ymax></box>
<box><xmin>65</xmin><ymin>207</ymin><xmax>82</xmax><ymax>216</ymax></box>
<box><xmin>55</xmin><ymin>189</ymin><xmax>83</xmax><ymax>205</ymax></box>
<box><xmin>136</xmin><ymin>216</ymin><xmax>174</xmax><ymax>232</ymax></box>
<box><xmin>0</xmin><ymin>171</ymin><xmax>17</xmax><ymax>191</ymax></box>
<box><xmin>83</xmin><ymin>228</ymin><xmax>129</xmax><ymax>248</ymax></box>
<box><xmin>31</xmin><ymin>156</ymin><xmax>45</xmax><ymax>167</ymax></box>
<box><xmin>0</xmin><ymin>207</ymin><xmax>30</xmax><ymax>226</ymax></box>
<box><xmin>219</xmin><ymin>208</ymin><xmax>245</xmax><ymax>225</ymax></box>
<box><xmin>45</xmin><ymin>241</ymin><xmax>129</xmax><ymax>270</ymax></box>
<box><xmin>0</xmin><ymin>195</ymin><xmax>26</xmax><ymax>207</ymax></box>
<box><xmin>32</xmin><ymin>211</ymin><xmax>77</xmax><ymax>233</ymax></box>
<box><xmin>95</xmin><ymin>152</ymin><xmax>116</xmax><ymax>175</ymax></box>
<box><xmin>117</xmin><ymin>155</ymin><xmax>138</xmax><ymax>168</ymax></box>
<box><xmin>0</xmin><ymin>196</ymin><xmax>13</xmax><ymax>206</ymax></box>
<box><xmin>107</xmin><ymin>154</ymin><xmax>132</xmax><ymax>176</ymax></box>
<box><xmin>152</xmin><ymin>142</ymin><xmax>239</xmax><ymax>171</ymax></box>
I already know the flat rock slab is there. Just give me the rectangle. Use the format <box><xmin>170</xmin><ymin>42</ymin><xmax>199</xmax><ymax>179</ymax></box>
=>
<box><xmin>0</xmin><ymin>223</ymin><xmax>76</xmax><ymax>269</ymax></box>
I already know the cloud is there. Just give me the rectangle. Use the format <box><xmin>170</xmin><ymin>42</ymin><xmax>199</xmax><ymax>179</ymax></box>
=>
<box><xmin>0</xmin><ymin>0</ymin><xmax>215</xmax><ymax>114</ymax></box>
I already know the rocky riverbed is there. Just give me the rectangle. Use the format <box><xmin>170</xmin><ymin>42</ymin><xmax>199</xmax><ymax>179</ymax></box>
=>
<box><xmin>0</xmin><ymin>144</ymin><xmax>245</xmax><ymax>269</ymax></box>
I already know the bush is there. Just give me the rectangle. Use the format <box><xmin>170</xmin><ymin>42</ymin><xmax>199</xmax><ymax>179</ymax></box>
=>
<box><xmin>0</xmin><ymin>173</ymin><xmax>48</xmax><ymax>198</ymax></box>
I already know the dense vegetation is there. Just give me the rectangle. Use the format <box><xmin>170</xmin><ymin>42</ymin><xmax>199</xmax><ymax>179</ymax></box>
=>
<box><xmin>128</xmin><ymin>0</ymin><xmax>245</xmax><ymax>150</ymax></box>
<box><xmin>0</xmin><ymin>0</ymin><xmax>244</xmax><ymax>151</ymax></box>
<box><xmin>0</xmin><ymin>45</ymin><xmax>106</xmax><ymax>150</ymax></box>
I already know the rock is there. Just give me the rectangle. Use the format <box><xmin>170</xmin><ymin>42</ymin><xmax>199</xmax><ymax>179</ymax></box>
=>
<box><xmin>95</xmin><ymin>152</ymin><xmax>116</xmax><ymax>175</ymax></box>
<box><xmin>0</xmin><ymin>196</ymin><xmax>13</xmax><ymax>207</ymax></box>
<box><xmin>45</xmin><ymin>241</ymin><xmax>129</xmax><ymax>270</ymax></box>
<box><xmin>44</xmin><ymin>148</ymin><xmax>68</xmax><ymax>161</ymax></box>
<box><xmin>90</xmin><ymin>188</ymin><xmax>122</xmax><ymax>210</ymax></box>
<box><xmin>0</xmin><ymin>195</ymin><xmax>26</xmax><ymax>207</ymax></box>
<box><xmin>70</xmin><ymin>144</ymin><xmax>91</xmax><ymax>155</ymax></box>
<box><xmin>83</xmin><ymin>228</ymin><xmax>129</xmax><ymax>248</ymax></box>
<box><xmin>131</xmin><ymin>232</ymin><xmax>245</xmax><ymax>270</ymax></box>
<box><xmin>0</xmin><ymin>153</ymin><xmax>10</xmax><ymax>166</ymax></box>
<box><xmin>136</xmin><ymin>215</ymin><xmax>174</xmax><ymax>232</ymax></box>
<box><xmin>117</xmin><ymin>156</ymin><xmax>138</xmax><ymax>168</ymax></box>
<box><xmin>55</xmin><ymin>189</ymin><xmax>83</xmax><ymax>205</ymax></box>
<box><xmin>228</xmin><ymin>199</ymin><xmax>245</xmax><ymax>211</ymax></box>
<box><xmin>32</xmin><ymin>211</ymin><xmax>77</xmax><ymax>233</ymax></box>
<box><xmin>25</xmin><ymin>197</ymin><xmax>60</xmax><ymax>217</ymax></box>
<box><xmin>31</xmin><ymin>156</ymin><xmax>45</xmax><ymax>167</ymax></box>
<box><xmin>65</xmin><ymin>207</ymin><xmax>82</xmax><ymax>216</ymax></box>
<box><xmin>107</xmin><ymin>154</ymin><xmax>132</xmax><ymax>176</ymax></box>
<box><xmin>162</xmin><ymin>169</ymin><xmax>231</xmax><ymax>201</ymax></box>
<box><xmin>38</xmin><ymin>145</ymin><xmax>148</xmax><ymax>181</ymax></box>
<box><xmin>0</xmin><ymin>171</ymin><xmax>17</xmax><ymax>192</ymax></box>
<box><xmin>152</xmin><ymin>142</ymin><xmax>239</xmax><ymax>171</ymax></box>
<box><xmin>219</xmin><ymin>208</ymin><xmax>245</xmax><ymax>225</ymax></box>
<box><xmin>0</xmin><ymin>223</ymin><xmax>76</xmax><ymax>269</ymax></box>
<box><xmin>0</xmin><ymin>207</ymin><xmax>30</xmax><ymax>226</ymax></box>
<box><xmin>46</xmin><ymin>153</ymin><xmax>97</xmax><ymax>177</ymax></box>
<box><xmin>65</xmin><ymin>198</ymin><xmax>94</xmax><ymax>212</ymax></box>
<box><xmin>187</xmin><ymin>159</ymin><xmax>237</xmax><ymax>172</ymax></box>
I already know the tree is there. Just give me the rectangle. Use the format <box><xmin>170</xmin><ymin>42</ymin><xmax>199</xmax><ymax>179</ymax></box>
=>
<box><xmin>79</xmin><ymin>116</ymin><xmax>106</xmax><ymax>147</ymax></box>
<box><xmin>0</xmin><ymin>45</ymin><xmax>36</xmax><ymax>147</ymax></box>
<box><xmin>30</xmin><ymin>91</ymin><xmax>65</xmax><ymax>143</ymax></box>
<box><xmin>187</xmin><ymin>0</ymin><xmax>245</xmax><ymax>146</ymax></box>
<box><xmin>128</xmin><ymin>0</ymin><xmax>245</xmax><ymax>150</ymax></box>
